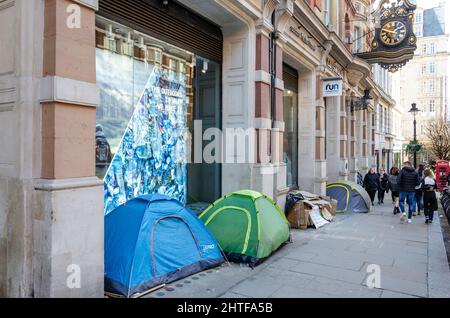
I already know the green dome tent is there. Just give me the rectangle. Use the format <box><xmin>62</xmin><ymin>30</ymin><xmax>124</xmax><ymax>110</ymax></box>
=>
<box><xmin>326</xmin><ymin>180</ymin><xmax>372</xmax><ymax>213</ymax></box>
<box><xmin>199</xmin><ymin>190</ymin><xmax>290</xmax><ymax>266</ymax></box>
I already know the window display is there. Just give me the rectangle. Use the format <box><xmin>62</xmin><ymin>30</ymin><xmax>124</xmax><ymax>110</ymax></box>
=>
<box><xmin>96</xmin><ymin>17</ymin><xmax>193</xmax><ymax>214</ymax></box>
<box><xmin>103</xmin><ymin>66</ymin><xmax>188</xmax><ymax>215</ymax></box>
<box><xmin>96</xmin><ymin>16</ymin><xmax>222</xmax><ymax>214</ymax></box>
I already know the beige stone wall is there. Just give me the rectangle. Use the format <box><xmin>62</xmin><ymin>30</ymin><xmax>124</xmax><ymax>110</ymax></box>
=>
<box><xmin>0</xmin><ymin>0</ymin><xmax>103</xmax><ymax>298</ymax></box>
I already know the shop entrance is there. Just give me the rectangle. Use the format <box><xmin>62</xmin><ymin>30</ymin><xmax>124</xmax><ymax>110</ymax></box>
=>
<box><xmin>187</xmin><ymin>59</ymin><xmax>222</xmax><ymax>207</ymax></box>
<box><xmin>283</xmin><ymin>64</ymin><xmax>299</xmax><ymax>189</ymax></box>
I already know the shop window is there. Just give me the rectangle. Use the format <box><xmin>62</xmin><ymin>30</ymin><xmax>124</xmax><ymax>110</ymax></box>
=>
<box><xmin>95</xmin><ymin>16</ymin><xmax>222</xmax><ymax>214</ymax></box>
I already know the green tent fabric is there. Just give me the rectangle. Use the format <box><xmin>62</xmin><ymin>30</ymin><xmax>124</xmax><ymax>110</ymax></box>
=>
<box><xmin>199</xmin><ymin>190</ymin><xmax>290</xmax><ymax>265</ymax></box>
<box><xmin>326</xmin><ymin>180</ymin><xmax>372</xmax><ymax>213</ymax></box>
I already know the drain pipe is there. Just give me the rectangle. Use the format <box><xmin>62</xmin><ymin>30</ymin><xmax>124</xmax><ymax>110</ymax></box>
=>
<box><xmin>269</xmin><ymin>12</ymin><xmax>277</xmax><ymax>160</ymax></box>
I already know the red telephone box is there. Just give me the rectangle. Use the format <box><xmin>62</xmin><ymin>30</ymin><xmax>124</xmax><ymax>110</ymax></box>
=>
<box><xmin>436</xmin><ymin>160</ymin><xmax>450</xmax><ymax>192</ymax></box>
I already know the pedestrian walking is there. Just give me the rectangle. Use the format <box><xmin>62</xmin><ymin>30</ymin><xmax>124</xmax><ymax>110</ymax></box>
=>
<box><xmin>398</xmin><ymin>161</ymin><xmax>421</xmax><ymax>223</ymax></box>
<box><xmin>421</xmin><ymin>168</ymin><xmax>438</xmax><ymax>224</ymax></box>
<box><xmin>414</xmin><ymin>164</ymin><xmax>425</xmax><ymax>216</ymax></box>
<box><xmin>364</xmin><ymin>167</ymin><xmax>381</xmax><ymax>206</ymax></box>
<box><xmin>387</xmin><ymin>167</ymin><xmax>401</xmax><ymax>215</ymax></box>
<box><xmin>378</xmin><ymin>168</ymin><xmax>389</xmax><ymax>204</ymax></box>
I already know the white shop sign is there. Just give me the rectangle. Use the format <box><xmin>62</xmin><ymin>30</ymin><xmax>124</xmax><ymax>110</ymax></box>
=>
<box><xmin>323</xmin><ymin>78</ymin><xmax>343</xmax><ymax>97</ymax></box>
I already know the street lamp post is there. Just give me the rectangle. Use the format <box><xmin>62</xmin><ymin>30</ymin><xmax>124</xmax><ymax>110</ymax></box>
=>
<box><xmin>409</xmin><ymin>103</ymin><xmax>421</xmax><ymax>168</ymax></box>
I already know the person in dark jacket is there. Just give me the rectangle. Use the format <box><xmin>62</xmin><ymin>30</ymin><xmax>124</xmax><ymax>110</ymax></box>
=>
<box><xmin>421</xmin><ymin>168</ymin><xmax>438</xmax><ymax>224</ymax></box>
<box><xmin>414</xmin><ymin>164</ymin><xmax>425</xmax><ymax>216</ymax></box>
<box><xmin>364</xmin><ymin>167</ymin><xmax>381</xmax><ymax>206</ymax></box>
<box><xmin>387</xmin><ymin>167</ymin><xmax>400</xmax><ymax>215</ymax></box>
<box><xmin>398</xmin><ymin>161</ymin><xmax>421</xmax><ymax>223</ymax></box>
<box><xmin>377</xmin><ymin>168</ymin><xmax>389</xmax><ymax>204</ymax></box>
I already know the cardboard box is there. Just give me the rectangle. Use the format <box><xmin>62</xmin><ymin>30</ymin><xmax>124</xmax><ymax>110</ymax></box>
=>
<box><xmin>330</xmin><ymin>199</ymin><xmax>338</xmax><ymax>216</ymax></box>
<box><xmin>287</xmin><ymin>201</ymin><xmax>310</xmax><ymax>230</ymax></box>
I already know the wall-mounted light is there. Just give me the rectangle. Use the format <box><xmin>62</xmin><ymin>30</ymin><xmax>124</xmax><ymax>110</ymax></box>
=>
<box><xmin>202</xmin><ymin>60</ymin><xmax>209</xmax><ymax>74</ymax></box>
<box><xmin>138</xmin><ymin>36</ymin><xmax>145</xmax><ymax>49</ymax></box>
<box><xmin>127</xmin><ymin>31</ymin><xmax>133</xmax><ymax>45</ymax></box>
<box><xmin>107</xmin><ymin>24</ymin><xmax>114</xmax><ymax>39</ymax></box>
<box><xmin>348</xmin><ymin>89</ymin><xmax>373</xmax><ymax>113</ymax></box>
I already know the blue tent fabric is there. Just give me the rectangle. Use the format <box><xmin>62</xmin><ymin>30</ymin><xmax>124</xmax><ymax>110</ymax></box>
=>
<box><xmin>105</xmin><ymin>194</ymin><xmax>224</xmax><ymax>297</ymax></box>
<box><xmin>326</xmin><ymin>181</ymin><xmax>371</xmax><ymax>213</ymax></box>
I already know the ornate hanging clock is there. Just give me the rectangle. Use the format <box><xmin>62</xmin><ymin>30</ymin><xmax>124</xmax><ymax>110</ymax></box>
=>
<box><xmin>356</xmin><ymin>0</ymin><xmax>417</xmax><ymax>73</ymax></box>
<box><xmin>380</xmin><ymin>21</ymin><xmax>407</xmax><ymax>46</ymax></box>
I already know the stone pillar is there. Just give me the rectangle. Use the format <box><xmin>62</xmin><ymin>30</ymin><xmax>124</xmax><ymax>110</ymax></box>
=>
<box><xmin>221</xmin><ymin>5</ymin><xmax>256</xmax><ymax>197</ymax></box>
<box><xmin>346</xmin><ymin>92</ymin><xmax>358</xmax><ymax>182</ymax></box>
<box><xmin>34</xmin><ymin>0</ymin><xmax>103</xmax><ymax>297</ymax></box>
<box><xmin>340</xmin><ymin>94</ymin><xmax>349</xmax><ymax>180</ymax></box>
<box><xmin>298</xmin><ymin>71</ymin><xmax>316</xmax><ymax>194</ymax></box>
<box><xmin>253</xmin><ymin>19</ymin><xmax>276</xmax><ymax>198</ymax></box>
<box><xmin>314</xmin><ymin>74</ymin><xmax>327</xmax><ymax>195</ymax></box>
<box><xmin>272</xmin><ymin>41</ymin><xmax>289</xmax><ymax>206</ymax></box>
<box><xmin>326</xmin><ymin>97</ymin><xmax>342</xmax><ymax>181</ymax></box>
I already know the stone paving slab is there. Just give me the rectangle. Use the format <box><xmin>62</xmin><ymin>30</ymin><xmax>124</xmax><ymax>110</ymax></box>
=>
<box><xmin>305</xmin><ymin>276</ymin><xmax>382</xmax><ymax>298</ymax></box>
<box><xmin>381</xmin><ymin>290</ymin><xmax>419</xmax><ymax>298</ymax></box>
<box><xmin>145</xmin><ymin>199</ymin><xmax>450</xmax><ymax>299</ymax></box>
<box><xmin>428</xmin><ymin>214</ymin><xmax>450</xmax><ymax>298</ymax></box>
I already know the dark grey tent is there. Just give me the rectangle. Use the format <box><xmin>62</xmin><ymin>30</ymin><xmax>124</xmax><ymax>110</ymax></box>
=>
<box><xmin>326</xmin><ymin>180</ymin><xmax>371</xmax><ymax>213</ymax></box>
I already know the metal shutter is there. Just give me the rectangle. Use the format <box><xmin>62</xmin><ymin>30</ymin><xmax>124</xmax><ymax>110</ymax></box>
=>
<box><xmin>98</xmin><ymin>0</ymin><xmax>223</xmax><ymax>63</ymax></box>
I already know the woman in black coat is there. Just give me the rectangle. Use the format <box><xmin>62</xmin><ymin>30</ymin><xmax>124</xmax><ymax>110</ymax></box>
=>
<box><xmin>377</xmin><ymin>168</ymin><xmax>389</xmax><ymax>204</ymax></box>
<box><xmin>364</xmin><ymin>167</ymin><xmax>381</xmax><ymax>206</ymax></box>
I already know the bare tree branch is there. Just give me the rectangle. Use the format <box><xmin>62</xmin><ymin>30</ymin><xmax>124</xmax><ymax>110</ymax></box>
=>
<box><xmin>425</xmin><ymin>119</ymin><xmax>450</xmax><ymax>161</ymax></box>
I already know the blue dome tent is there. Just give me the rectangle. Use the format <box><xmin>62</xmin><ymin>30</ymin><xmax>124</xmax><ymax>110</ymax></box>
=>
<box><xmin>105</xmin><ymin>194</ymin><xmax>224</xmax><ymax>297</ymax></box>
<box><xmin>326</xmin><ymin>180</ymin><xmax>372</xmax><ymax>213</ymax></box>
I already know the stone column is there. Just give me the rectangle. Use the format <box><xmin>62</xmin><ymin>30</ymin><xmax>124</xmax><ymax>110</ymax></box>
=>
<box><xmin>297</xmin><ymin>70</ymin><xmax>316</xmax><ymax>194</ymax></box>
<box><xmin>339</xmin><ymin>93</ymin><xmax>349</xmax><ymax>180</ymax></box>
<box><xmin>34</xmin><ymin>0</ymin><xmax>103</xmax><ymax>297</ymax></box>
<box><xmin>325</xmin><ymin>95</ymin><xmax>340</xmax><ymax>181</ymax></box>
<box><xmin>314</xmin><ymin>73</ymin><xmax>327</xmax><ymax>195</ymax></box>
<box><xmin>345</xmin><ymin>92</ymin><xmax>358</xmax><ymax>182</ymax></box>
<box><xmin>272</xmin><ymin>39</ymin><xmax>289</xmax><ymax>206</ymax></box>
<box><xmin>253</xmin><ymin>19</ymin><xmax>276</xmax><ymax>198</ymax></box>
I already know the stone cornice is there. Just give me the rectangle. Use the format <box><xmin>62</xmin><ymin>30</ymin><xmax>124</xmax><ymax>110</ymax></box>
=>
<box><xmin>40</xmin><ymin>76</ymin><xmax>100</xmax><ymax>107</ymax></box>
<box><xmin>275</xmin><ymin>0</ymin><xmax>294</xmax><ymax>43</ymax></box>
<box><xmin>293</xmin><ymin>1</ymin><xmax>372</xmax><ymax>79</ymax></box>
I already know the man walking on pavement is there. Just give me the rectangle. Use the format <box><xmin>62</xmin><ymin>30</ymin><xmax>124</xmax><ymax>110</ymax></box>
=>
<box><xmin>398</xmin><ymin>161</ymin><xmax>421</xmax><ymax>223</ymax></box>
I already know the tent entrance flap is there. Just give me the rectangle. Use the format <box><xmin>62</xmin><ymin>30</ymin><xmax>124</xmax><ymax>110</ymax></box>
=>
<box><xmin>151</xmin><ymin>216</ymin><xmax>203</xmax><ymax>277</ymax></box>
<box><xmin>205</xmin><ymin>206</ymin><xmax>252</xmax><ymax>255</ymax></box>
<box><xmin>327</xmin><ymin>184</ymin><xmax>350</xmax><ymax>212</ymax></box>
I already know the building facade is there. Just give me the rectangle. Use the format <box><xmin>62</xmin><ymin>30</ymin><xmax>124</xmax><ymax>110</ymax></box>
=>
<box><xmin>397</xmin><ymin>2</ymin><xmax>450</xmax><ymax>151</ymax></box>
<box><xmin>0</xmin><ymin>0</ymin><xmax>396</xmax><ymax>298</ymax></box>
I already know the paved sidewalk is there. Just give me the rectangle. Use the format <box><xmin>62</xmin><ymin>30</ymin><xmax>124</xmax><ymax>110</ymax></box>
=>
<box><xmin>146</xmin><ymin>199</ymin><xmax>450</xmax><ymax>298</ymax></box>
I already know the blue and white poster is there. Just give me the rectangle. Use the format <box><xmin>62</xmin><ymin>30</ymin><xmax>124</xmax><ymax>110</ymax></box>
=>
<box><xmin>103</xmin><ymin>67</ymin><xmax>187</xmax><ymax>215</ymax></box>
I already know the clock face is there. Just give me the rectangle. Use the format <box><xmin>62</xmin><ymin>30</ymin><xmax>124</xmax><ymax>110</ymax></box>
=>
<box><xmin>380</xmin><ymin>21</ymin><xmax>407</xmax><ymax>46</ymax></box>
